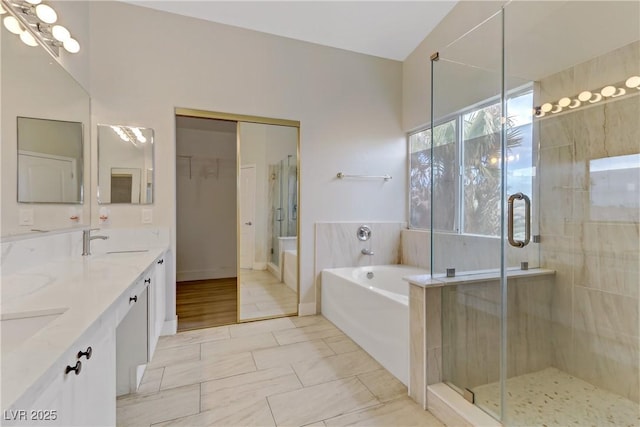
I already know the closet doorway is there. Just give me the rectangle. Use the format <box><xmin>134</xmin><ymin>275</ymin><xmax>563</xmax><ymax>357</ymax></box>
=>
<box><xmin>175</xmin><ymin>116</ymin><xmax>238</xmax><ymax>331</ymax></box>
<box><xmin>175</xmin><ymin>108</ymin><xmax>300</xmax><ymax>331</ymax></box>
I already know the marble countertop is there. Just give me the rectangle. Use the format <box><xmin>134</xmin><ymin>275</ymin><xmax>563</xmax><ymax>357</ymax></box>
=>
<box><xmin>1</xmin><ymin>247</ymin><xmax>167</xmax><ymax>411</ymax></box>
<box><xmin>404</xmin><ymin>267</ymin><xmax>556</xmax><ymax>288</ymax></box>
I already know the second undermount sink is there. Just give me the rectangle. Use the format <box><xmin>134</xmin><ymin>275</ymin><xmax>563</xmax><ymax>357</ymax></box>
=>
<box><xmin>1</xmin><ymin>308</ymin><xmax>68</xmax><ymax>351</ymax></box>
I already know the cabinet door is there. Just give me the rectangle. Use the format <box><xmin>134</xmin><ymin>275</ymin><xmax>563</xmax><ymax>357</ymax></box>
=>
<box><xmin>147</xmin><ymin>270</ymin><xmax>157</xmax><ymax>357</ymax></box>
<box><xmin>116</xmin><ymin>286</ymin><xmax>148</xmax><ymax>396</ymax></box>
<box><xmin>7</xmin><ymin>325</ymin><xmax>116</xmax><ymax>426</ymax></box>
<box><xmin>71</xmin><ymin>326</ymin><xmax>116</xmax><ymax>426</ymax></box>
<box><xmin>154</xmin><ymin>256</ymin><xmax>166</xmax><ymax>339</ymax></box>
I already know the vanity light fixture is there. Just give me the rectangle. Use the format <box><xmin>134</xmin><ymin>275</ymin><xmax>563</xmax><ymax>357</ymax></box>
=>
<box><xmin>534</xmin><ymin>76</ymin><xmax>639</xmax><ymax>118</ymax></box>
<box><xmin>0</xmin><ymin>0</ymin><xmax>80</xmax><ymax>56</ymax></box>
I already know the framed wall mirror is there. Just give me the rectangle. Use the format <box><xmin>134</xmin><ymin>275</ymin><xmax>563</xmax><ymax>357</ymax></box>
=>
<box><xmin>17</xmin><ymin>117</ymin><xmax>84</xmax><ymax>203</ymax></box>
<box><xmin>174</xmin><ymin>108</ymin><xmax>299</xmax><ymax>331</ymax></box>
<box><xmin>97</xmin><ymin>124</ymin><xmax>154</xmax><ymax>204</ymax></box>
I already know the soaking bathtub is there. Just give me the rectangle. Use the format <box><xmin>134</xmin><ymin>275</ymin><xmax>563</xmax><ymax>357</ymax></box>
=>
<box><xmin>321</xmin><ymin>265</ymin><xmax>429</xmax><ymax>385</ymax></box>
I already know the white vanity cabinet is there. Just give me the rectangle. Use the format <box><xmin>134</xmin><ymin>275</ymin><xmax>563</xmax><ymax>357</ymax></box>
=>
<box><xmin>2</xmin><ymin>247</ymin><xmax>169</xmax><ymax>425</ymax></box>
<box><xmin>5</xmin><ymin>322</ymin><xmax>116</xmax><ymax>427</ymax></box>
<box><xmin>116</xmin><ymin>253</ymin><xmax>166</xmax><ymax>396</ymax></box>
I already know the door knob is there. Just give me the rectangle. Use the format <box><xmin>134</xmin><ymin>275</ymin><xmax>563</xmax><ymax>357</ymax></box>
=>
<box><xmin>245</xmin><ymin>222</ymin><xmax>252</xmax><ymax>226</ymax></box>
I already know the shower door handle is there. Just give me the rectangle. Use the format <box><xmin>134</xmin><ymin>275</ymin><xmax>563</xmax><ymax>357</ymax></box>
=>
<box><xmin>508</xmin><ymin>192</ymin><xmax>531</xmax><ymax>248</ymax></box>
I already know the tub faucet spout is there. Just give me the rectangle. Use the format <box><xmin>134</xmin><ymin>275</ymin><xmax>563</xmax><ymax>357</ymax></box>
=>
<box><xmin>361</xmin><ymin>248</ymin><xmax>374</xmax><ymax>256</ymax></box>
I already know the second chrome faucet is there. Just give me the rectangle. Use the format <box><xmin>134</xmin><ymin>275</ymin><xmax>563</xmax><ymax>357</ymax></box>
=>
<box><xmin>361</xmin><ymin>248</ymin><xmax>375</xmax><ymax>256</ymax></box>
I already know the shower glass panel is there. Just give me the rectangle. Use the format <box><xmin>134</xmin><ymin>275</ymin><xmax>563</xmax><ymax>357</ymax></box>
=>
<box><xmin>433</xmin><ymin>10</ymin><xmax>504</xmax><ymax>421</ymax></box>
<box><xmin>269</xmin><ymin>155</ymin><xmax>297</xmax><ymax>267</ymax></box>
<box><xmin>435</xmin><ymin>2</ymin><xmax>639</xmax><ymax>425</ymax></box>
<box><xmin>502</xmin><ymin>2</ymin><xmax>639</xmax><ymax>426</ymax></box>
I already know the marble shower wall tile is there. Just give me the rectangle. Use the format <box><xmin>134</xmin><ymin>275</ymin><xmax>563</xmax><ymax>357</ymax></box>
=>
<box><xmin>539</xmin><ymin>40</ymin><xmax>640</xmax><ymax>403</ymax></box>
<box><xmin>315</xmin><ymin>222</ymin><xmax>405</xmax><ymax>311</ymax></box>
<box><xmin>573</xmin><ymin>41</ymin><xmax>640</xmax><ymax>97</ymax></box>
<box><xmin>441</xmin><ymin>276</ymin><xmax>554</xmax><ymax>391</ymax></box>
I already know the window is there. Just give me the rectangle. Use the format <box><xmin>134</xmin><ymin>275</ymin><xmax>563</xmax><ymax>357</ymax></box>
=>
<box><xmin>409</xmin><ymin>89</ymin><xmax>534</xmax><ymax>237</ymax></box>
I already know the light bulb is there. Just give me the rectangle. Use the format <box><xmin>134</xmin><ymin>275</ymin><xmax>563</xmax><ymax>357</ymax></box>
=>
<box><xmin>558</xmin><ymin>97</ymin><xmax>571</xmax><ymax>107</ymax></box>
<box><xmin>51</xmin><ymin>24</ymin><xmax>70</xmax><ymax>42</ymax></box>
<box><xmin>600</xmin><ymin>86</ymin><xmax>616</xmax><ymax>97</ymax></box>
<box><xmin>540</xmin><ymin>103</ymin><xmax>553</xmax><ymax>113</ymax></box>
<box><xmin>25</xmin><ymin>0</ymin><xmax>42</xmax><ymax>4</ymax></box>
<box><xmin>3</xmin><ymin>16</ymin><xmax>22</xmax><ymax>35</ymax></box>
<box><xmin>20</xmin><ymin>30</ymin><xmax>38</xmax><ymax>47</ymax></box>
<box><xmin>63</xmin><ymin>37</ymin><xmax>80</xmax><ymax>53</ymax></box>
<box><xmin>35</xmin><ymin>4</ymin><xmax>57</xmax><ymax>24</ymax></box>
<box><xmin>577</xmin><ymin>91</ymin><xmax>592</xmax><ymax>102</ymax></box>
<box><xmin>625</xmin><ymin>76</ymin><xmax>640</xmax><ymax>89</ymax></box>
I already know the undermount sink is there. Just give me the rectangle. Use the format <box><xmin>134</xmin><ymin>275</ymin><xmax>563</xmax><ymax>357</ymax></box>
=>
<box><xmin>1</xmin><ymin>308</ymin><xmax>68</xmax><ymax>351</ymax></box>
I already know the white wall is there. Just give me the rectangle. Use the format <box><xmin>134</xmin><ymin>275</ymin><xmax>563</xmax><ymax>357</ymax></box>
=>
<box><xmin>176</xmin><ymin>122</ymin><xmax>237</xmax><ymax>281</ymax></box>
<box><xmin>88</xmin><ymin>1</ymin><xmax>405</xmax><ymax>318</ymax></box>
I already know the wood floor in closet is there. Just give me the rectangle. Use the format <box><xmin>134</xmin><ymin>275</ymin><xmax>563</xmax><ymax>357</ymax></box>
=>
<box><xmin>176</xmin><ymin>278</ymin><xmax>238</xmax><ymax>332</ymax></box>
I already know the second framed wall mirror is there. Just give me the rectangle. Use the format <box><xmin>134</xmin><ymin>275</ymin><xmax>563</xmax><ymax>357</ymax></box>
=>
<box><xmin>174</xmin><ymin>108</ymin><xmax>299</xmax><ymax>330</ymax></box>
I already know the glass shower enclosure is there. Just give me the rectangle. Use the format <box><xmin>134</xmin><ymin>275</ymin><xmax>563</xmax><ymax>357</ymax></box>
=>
<box><xmin>268</xmin><ymin>154</ymin><xmax>298</xmax><ymax>269</ymax></box>
<box><xmin>430</xmin><ymin>2</ymin><xmax>639</xmax><ymax>425</ymax></box>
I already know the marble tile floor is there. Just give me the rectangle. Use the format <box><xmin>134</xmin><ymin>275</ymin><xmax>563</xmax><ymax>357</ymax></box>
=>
<box><xmin>473</xmin><ymin>367</ymin><xmax>640</xmax><ymax>427</ymax></box>
<box><xmin>117</xmin><ymin>315</ymin><xmax>444</xmax><ymax>427</ymax></box>
<box><xmin>240</xmin><ymin>269</ymin><xmax>298</xmax><ymax>320</ymax></box>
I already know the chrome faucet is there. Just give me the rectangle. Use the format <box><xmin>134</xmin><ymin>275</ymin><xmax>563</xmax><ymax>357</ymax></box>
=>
<box><xmin>82</xmin><ymin>229</ymin><xmax>109</xmax><ymax>256</ymax></box>
<box><xmin>361</xmin><ymin>248</ymin><xmax>375</xmax><ymax>256</ymax></box>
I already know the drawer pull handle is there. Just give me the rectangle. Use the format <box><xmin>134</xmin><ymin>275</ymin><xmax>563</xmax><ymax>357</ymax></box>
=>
<box><xmin>157</xmin><ymin>259</ymin><xmax>164</xmax><ymax>265</ymax></box>
<box><xmin>130</xmin><ymin>295</ymin><xmax>138</xmax><ymax>303</ymax></box>
<box><xmin>77</xmin><ymin>346</ymin><xmax>92</xmax><ymax>360</ymax></box>
<box><xmin>144</xmin><ymin>278</ymin><xmax>151</xmax><ymax>284</ymax></box>
<box><xmin>65</xmin><ymin>361</ymin><xmax>82</xmax><ymax>376</ymax></box>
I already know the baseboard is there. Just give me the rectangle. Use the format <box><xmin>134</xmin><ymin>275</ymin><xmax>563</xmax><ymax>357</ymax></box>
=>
<box><xmin>161</xmin><ymin>317</ymin><xmax>178</xmax><ymax>335</ymax></box>
<box><xmin>298</xmin><ymin>302</ymin><xmax>316</xmax><ymax>316</ymax></box>
<box><xmin>252</xmin><ymin>262</ymin><xmax>267</xmax><ymax>270</ymax></box>
<box><xmin>177</xmin><ymin>268</ymin><xmax>236</xmax><ymax>282</ymax></box>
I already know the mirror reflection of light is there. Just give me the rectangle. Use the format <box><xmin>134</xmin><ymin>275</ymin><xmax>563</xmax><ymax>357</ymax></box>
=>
<box><xmin>589</xmin><ymin>93</ymin><xmax>602</xmax><ymax>103</ymax></box>
<box><xmin>625</xmin><ymin>76</ymin><xmax>640</xmax><ymax>89</ymax></box>
<box><xmin>0</xmin><ymin>4</ymin><xmax>6</xmax><ymax>14</ymax></box>
<box><xmin>611</xmin><ymin>88</ymin><xmax>626</xmax><ymax>97</ymax></box>
<box><xmin>600</xmin><ymin>86</ymin><xmax>616</xmax><ymax>97</ymax></box>
<box><xmin>569</xmin><ymin>100</ymin><xmax>581</xmax><ymax>108</ymax></box>
<box><xmin>578</xmin><ymin>91</ymin><xmax>592</xmax><ymax>102</ymax></box>
<box><xmin>558</xmin><ymin>97</ymin><xmax>571</xmax><ymax>107</ymax></box>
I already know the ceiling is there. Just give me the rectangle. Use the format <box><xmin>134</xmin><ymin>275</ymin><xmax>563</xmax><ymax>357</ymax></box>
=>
<box><xmin>121</xmin><ymin>1</ymin><xmax>458</xmax><ymax>61</ymax></box>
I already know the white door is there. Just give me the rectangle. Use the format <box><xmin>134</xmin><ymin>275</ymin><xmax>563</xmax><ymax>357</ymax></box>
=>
<box><xmin>240</xmin><ymin>165</ymin><xmax>256</xmax><ymax>269</ymax></box>
<box><xmin>18</xmin><ymin>151</ymin><xmax>77</xmax><ymax>203</ymax></box>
